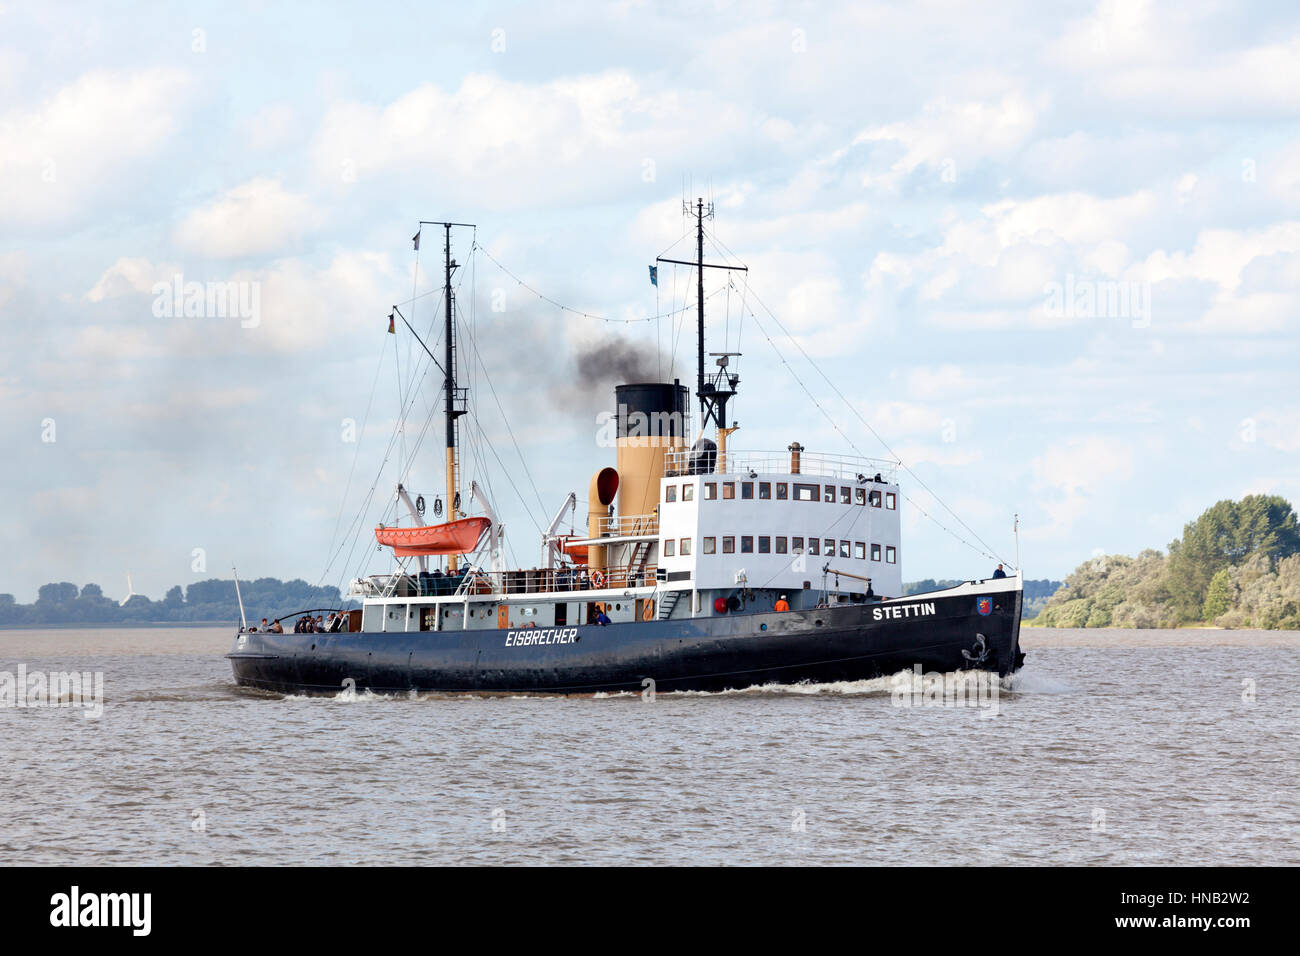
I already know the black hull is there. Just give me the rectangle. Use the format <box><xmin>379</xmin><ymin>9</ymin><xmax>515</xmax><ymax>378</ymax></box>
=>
<box><xmin>228</xmin><ymin>585</ymin><xmax>1023</xmax><ymax>696</ymax></box>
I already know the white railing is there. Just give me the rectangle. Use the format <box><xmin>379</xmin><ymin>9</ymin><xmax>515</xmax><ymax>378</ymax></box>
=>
<box><xmin>664</xmin><ymin>448</ymin><xmax>899</xmax><ymax>483</ymax></box>
<box><xmin>596</xmin><ymin>513</ymin><xmax>659</xmax><ymax>537</ymax></box>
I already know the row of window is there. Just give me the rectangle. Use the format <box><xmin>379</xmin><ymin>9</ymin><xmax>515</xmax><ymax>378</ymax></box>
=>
<box><xmin>665</xmin><ymin>480</ymin><xmax>896</xmax><ymax>509</ymax></box>
<box><xmin>663</xmin><ymin>535</ymin><xmax>897</xmax><ymax>563</ymax></box>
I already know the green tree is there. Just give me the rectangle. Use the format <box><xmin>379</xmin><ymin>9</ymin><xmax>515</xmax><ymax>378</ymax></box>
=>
<box><xmin>1166</xmin><ymin>495</ymin><xmax>1300</xmax><ymax>620</ymax></box>
<box><xmin>37</xmin><ymin>582</ymin><xmax>79</xmax><ymax>604</ymax></box>
<box><xmin>1202</xmin><ymin>568</ymin><xmax>1233</xmax><ymax>620</ymax></box>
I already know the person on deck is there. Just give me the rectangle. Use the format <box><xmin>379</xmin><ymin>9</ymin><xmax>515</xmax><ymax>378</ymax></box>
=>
<box><xmin>774</xmin><ymin>595</ymin><xmax>791</xmax><ymax>612</ymax></box>
<box><xmin>595</xmin><ymin>608</ymin><xmax>611</xmax><ymax>626</ymax></box>
<box><xmin>992</xmin><ymin>564</ymin><xmax>1007</xmax><ymax>579</ymax></box>
<box><xmin>269</xmin><ymin>619</ymin><xmax>283</xmax><ymax>633</ymax></box>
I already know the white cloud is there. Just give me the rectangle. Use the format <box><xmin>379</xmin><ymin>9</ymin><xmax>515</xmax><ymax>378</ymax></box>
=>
<box><xmin>309</xmin><ymin>71</ymin><xmax>747</xmax><ymax>207</ymax></box>
<box><xmin>83</xmin><ymin>257</ymin><xmax>181</xmax><ymax>302</ymax></box>
<box><xmin>853</xmin><ymin>92</ymin><xmax>1039</xmax><ymax>179</ymax></box>
<box><xmin>1031</xmin><ymin>435</ymin><xmax>1135</xmax><ymax>532</ymax></box>
<box><xmin>0</xmin><ymin>250</ymin><xmax>26</xmax><ymax>310</ymax></box>
<box><xmin>173</xmin><ymin>178</ymin><xmax>322</xmax><ymax>258</ymax></box>
<box><xmin>0</xmin><ymin>68</ymin><xmax>190</xmax><ymax>226</ymax></box>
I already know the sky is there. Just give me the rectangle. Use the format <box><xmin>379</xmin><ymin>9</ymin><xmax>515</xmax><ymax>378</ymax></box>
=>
<box><xmin>2</xmin><ymin>0</ymin><xmax>1299</xmax><ymax>603</ymax></box>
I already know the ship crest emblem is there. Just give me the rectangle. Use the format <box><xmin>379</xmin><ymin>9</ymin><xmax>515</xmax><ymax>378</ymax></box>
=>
<box><xmin>976</xmin><ymin>596</ymin><xmax>992</xmax><ymax>616</ymax></box>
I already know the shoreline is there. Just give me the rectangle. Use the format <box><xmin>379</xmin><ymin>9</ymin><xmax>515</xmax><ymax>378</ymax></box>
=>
<box><xmin>0</xmin><ymin>621</ymin><xmax>233</xmax><ymax>631</ymax></box>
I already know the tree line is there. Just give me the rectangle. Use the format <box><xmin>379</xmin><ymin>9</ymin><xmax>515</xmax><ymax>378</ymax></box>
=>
<box><xmin>0</xmin><ymin>577</ymin><xmax>354</xmax><ymax>626</ymax></box>
<box><xmin>1036</xmin><ymin>494</ymin><xmax>1300</xmax><ymax>629</ymax></box>
<box><xmin>904</xmin><ymin>577</ymin><xmax>1062</xmax><ymax>619</ymax></box>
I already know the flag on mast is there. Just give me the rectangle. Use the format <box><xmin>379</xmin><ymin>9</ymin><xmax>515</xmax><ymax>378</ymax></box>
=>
<box><xmin>412</xmin><ymin>231</ymin><xmax>420</xmax><ymax>251</ymax></box>
<box><xmin>648</xmin><ymin>265</ymin><xmax>658</xmax><ymax>286</ymax></box>
<box><xmin>387</xmin><ymin>312</ymin><xmax>395</xmax><ymax>334</ymax></box>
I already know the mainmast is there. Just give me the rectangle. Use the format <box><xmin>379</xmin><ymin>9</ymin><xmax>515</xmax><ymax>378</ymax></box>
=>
<box><xmin>656</xmin><ymin>199</ymin><xmax>747</xmax><ymax>458</ymax></box>
<box><xmin>419</xmin><ymin>220</ymin><xmax>474</xmax><ymax>570</ymax></box>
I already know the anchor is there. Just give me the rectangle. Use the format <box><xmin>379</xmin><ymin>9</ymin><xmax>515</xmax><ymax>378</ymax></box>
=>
<box><xmin>961</xmin><ymin>633</ymin><xmax>989</xmax><ymax>666</ymax></box>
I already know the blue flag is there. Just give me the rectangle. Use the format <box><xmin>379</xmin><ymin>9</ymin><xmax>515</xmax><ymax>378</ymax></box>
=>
<box><xmin>648</xmin><ymin>265</ymin><xmax>658</xmax><ymax>287</ymax></box>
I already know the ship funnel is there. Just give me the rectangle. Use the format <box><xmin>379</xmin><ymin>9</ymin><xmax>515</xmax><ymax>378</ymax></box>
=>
<box><xmin>586</xmin><ymin>467</ymin><xmax>619</xmax><ymax>573</ymax></box>
<box><xmin>614</xmin><ymin>381</ymin><xmax>689</xmax><ymax>527</ymax></box>
<box><xmin>789</xmin><ymin>441</ymin><xmax>803</xmax><ymax>475</ymax></box>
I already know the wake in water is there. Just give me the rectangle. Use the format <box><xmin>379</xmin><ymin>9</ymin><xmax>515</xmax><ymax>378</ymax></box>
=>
<box><xmin>223</xmin><ymin>663</ymin><xmax>1076</xmax><ymax>702</ymax></box>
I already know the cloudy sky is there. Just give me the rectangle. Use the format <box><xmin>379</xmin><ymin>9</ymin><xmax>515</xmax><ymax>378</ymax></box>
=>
<box><xmin>2</xmin><ymin>0</ymin><xmax>1298</xmax><ymax>603</ymax></box>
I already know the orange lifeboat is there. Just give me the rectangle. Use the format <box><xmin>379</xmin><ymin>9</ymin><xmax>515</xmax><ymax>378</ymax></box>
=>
<box><xmin>557</xmin><ymin>535</ymin><xmax>589</xmax><ymax>564</ymax></box>
<box><xmin>375</xmin><ymin>517</ymin><xmax>490</xmax><ymax>556</ymax></box>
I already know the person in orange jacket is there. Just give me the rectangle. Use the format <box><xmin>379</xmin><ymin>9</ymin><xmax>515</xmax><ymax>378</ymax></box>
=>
<box><xmin>774</xmin><ymin>595</ymin><xmax>790</xmax><ymax>612</ymax></box>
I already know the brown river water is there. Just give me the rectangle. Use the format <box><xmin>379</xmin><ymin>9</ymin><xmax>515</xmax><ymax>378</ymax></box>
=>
<box><xmin>1</xmin><ymin>626</ymin><xmax>1296</xmax><ymax>865</ymax></box>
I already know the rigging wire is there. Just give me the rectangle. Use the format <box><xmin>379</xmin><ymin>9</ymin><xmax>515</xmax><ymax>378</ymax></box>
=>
<box><xmin>476</xmin><ymin>243</ymin><xmax>704</xmax><ymax>325</ymax></box>
<box><xmin>739</xmin><ymin>301</ymin><xmax>1008</xmax><ymax>567</ymax></box>
<box><xmin>704</xmin><ymin>228</ymin><xmax>1010</xmax><ymax>567</ymax></box>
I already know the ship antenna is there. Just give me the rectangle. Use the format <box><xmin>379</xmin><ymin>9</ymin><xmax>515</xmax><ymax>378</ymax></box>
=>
<box><xmin>418</xmin><ymin>219</ymin><xmax>475</xmax><ymax>571</ymax></box>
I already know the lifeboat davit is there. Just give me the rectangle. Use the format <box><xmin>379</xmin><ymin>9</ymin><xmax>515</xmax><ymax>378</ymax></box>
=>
<box><xmin>375</xmin><ymin>517</ymin><xmax>490</xmax><ymax>556</ymax></box>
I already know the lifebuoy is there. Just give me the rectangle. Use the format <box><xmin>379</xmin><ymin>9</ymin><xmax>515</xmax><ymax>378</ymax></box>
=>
<box><xmin>591</xmin><ymin>570</ymin><xmax>606</xmax><ymax>589</ymax></box>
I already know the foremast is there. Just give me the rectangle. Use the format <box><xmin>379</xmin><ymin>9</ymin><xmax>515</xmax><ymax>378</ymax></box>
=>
<box><xmin>419</xmin><ymin>220</ymin><xmax>474</xmax><ymax>571</ymax></box>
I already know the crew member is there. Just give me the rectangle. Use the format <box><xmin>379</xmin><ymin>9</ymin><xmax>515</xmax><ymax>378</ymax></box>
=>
<box><xmin>595</xmin><ymin>607</ymin><xmax>612</xmax><ymax>626</ymax></box>
<box><xmin>992</xmin><ymin>564</ymin><xmax>1007</xmax><ymax>579</ymax></box>
<box><xmin>774</xmin><ymin>595</ymin><xmax>790</xmax><ymax>612</ymax></box>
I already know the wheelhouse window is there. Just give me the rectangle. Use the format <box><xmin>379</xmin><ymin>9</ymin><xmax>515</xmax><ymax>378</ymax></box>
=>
<box><xmin>741</xmin><ymin>535</ymin><xmax>754</xmax><ymax>553</ymax></box>
<box><xmin>703</xmin><ymin>536</ymin><xmax>716</xmax><ymax>554</ymax></box>
<box><xmin>663</xmin><ymin>540</ymin><xmax>675</xmax><ymax>556</ymax></box>
<box><xmin>840</xmin><ymin>486</ymin><xmax>851</xmax><ymax>504</ymax></box>
<box><xmin>775</xmin><ymin>482</ymin><xmax>788</xmax><ymax>500</ymax></box>
<box><xmin>722</xmin><ymin>482</ymin><xmax>735</xmax><ymax>500</ymax></box>
<box><xmin>808</xmin><ymin>538</ymin><xmax>820</xmax><ymax>556</ymax></box>
<box><xmin>886</xmin><ymin>492</ymin><xmax>896</xmax><ymax>510</ymax></box>
<box><xmin>886</xmin><ymin>546</ymin><xmax>897</xmax><ymax>564</ymax></box>
<box><xmin>824</xmin><ymin>538</ymin><xmax>835</xmax><ymax>555</ymax></box>
<box><xmin>872</xmin><ymin>543</ymin><xmax>881</xmax><ymax>561</ymax></box>
<box><xmin>704</xmin><ymin>483</ymin><xmax>717</xmax><ymax>500</ymax></box>
<box><xmin>775</xmin><ymin>536</ymin><xmax>788</xmax><ymax>555</ymax></box>
<box><xmin>682</xmin><ymin>484</ymin><xmax>695</xmax><ymax>501</ymax></box>
<box><xmin>723</xmin><ymin>536</ymin><xmax>735</xmax><ymax>554</ymax></box>
<box><xmin>823</xmin><ymin>485</ymin><xmax>835</xmax><ymax>502</ymax></box>
<box><xmin>759</xmin><ymin>536</ymin><xmax>771</xmax><ymax>554</ymax></box>
<box><xmin>741</xmin><ymin>482</ymin><xmax>754</xmax><ymax>500</ymax></box>
<box><xmin>854</xmin><ymin>487</ymin><xmax>866</xmax><ymax>506</ymax></box>
<box><xmin>758</xmin><ymin>482</ymin><xmax>771</xmax><ymax>499</ymax></box>
<box><xmin>680</xmin><ymin>538</ymin><xmax>692</xmax><ymax>555</ymax></box>
<box><xmin>791</xmin><ymin>536</ymin><xmax>804</xmax><ymax>554</ymax></box>
<box><xmin>854</xmin><ymin>541</ymin><xmax>866</xmax><ymax>560</ymax></box>
<box><xmin>870</xmin><ymin>490</ymin><xmax>882</xmax><ymax>507</ymax></box>
<box><xmin>665</xmin><ymin>485</ymin><xmax>677</xmax><ymax>502</ymax></box>
<box><xmin>839</xmin><ymin>540</ymin><xmax>850</xmax><ymax>558</ymax></box>
<box><xmin>794</xmin><ymin>483</ymin><xmax>819</xmax><ymax>501</ymax></box>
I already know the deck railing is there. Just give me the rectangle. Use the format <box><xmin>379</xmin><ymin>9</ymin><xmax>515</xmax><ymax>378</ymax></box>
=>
<box><xmin>366</xmin><ymin>564</ymin><xmax>660</xmax><ymax>599</ymax></box>
<box><xmin>664</xmin><ymin>448</ymin><xmax>899</xmax><ymax>483</ymax></box>
<box><xmin>596</xmin><ymin>513</ymin><xmax>658</xmax><ymax>537</ymax></box>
